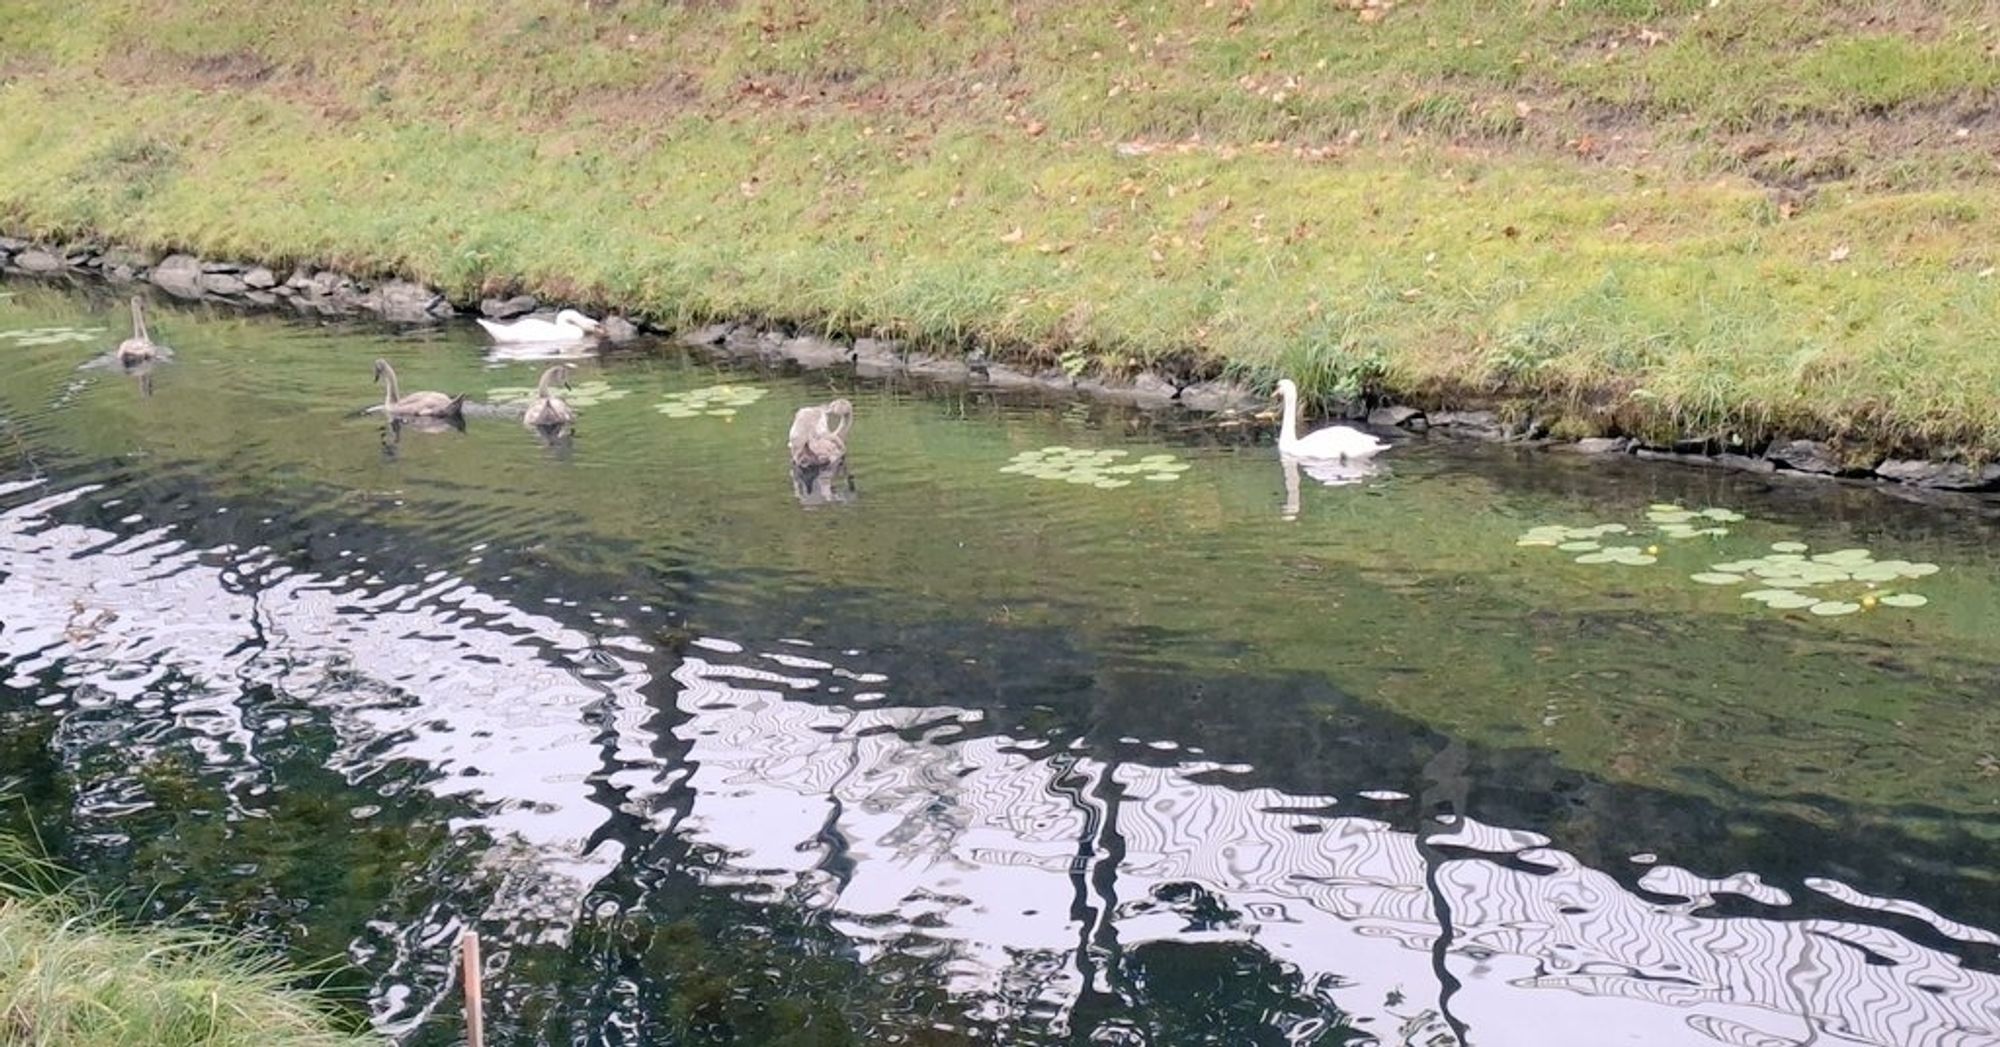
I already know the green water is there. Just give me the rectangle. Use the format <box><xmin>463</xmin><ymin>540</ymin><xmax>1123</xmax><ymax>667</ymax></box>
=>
<box><xmin>0</xmin><ymin>281</ymin><xmax>1994</xmax><ymax>1045</ymax></box>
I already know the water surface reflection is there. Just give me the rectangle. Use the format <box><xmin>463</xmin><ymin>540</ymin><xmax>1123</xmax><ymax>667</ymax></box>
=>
<box><xmin>2</xmin><ymin>478</ymin><xmax>1993</xmax><ymax>1046</ymax></box>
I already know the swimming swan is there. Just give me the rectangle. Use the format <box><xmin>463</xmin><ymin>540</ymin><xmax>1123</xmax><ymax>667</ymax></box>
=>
<box><xmin>372</xmin><ymin>358</ymin><xmax>466</xmax><ymax>418</ymax></box>
<box><xmin>788</xmin><ymin>398</ymin><xmax>853</xmax><ymax>468</ymax></box>
<box><xmin>476</xmin><ymin>309</ymin><xmax>603</xmax><ymax>345</ymax></box>
<box><xmin>117</xmin><ymin>297</ymin><xmax>157</xmax><ymax>366</ymax></box>
<box><xmin>1275</xmin><ymin>378</ymin><xmax>1387</xmax><ymax>460</ymax></box>
<box><xmin>522</xmin><ymin>364</ymin><xmax>576</xmax><ymax>429</ymax></box>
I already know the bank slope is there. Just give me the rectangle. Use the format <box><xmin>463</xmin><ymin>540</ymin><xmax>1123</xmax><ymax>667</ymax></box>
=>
<box><xmin>3</xmin><ymin>1</ymin><xmax>2000</xmax><ymax>455</ymax></box>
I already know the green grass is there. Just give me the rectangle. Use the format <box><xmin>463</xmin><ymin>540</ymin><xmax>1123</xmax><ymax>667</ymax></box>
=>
<box><xmin>0</xmin><ymin>832</ymin><xmax>370</xmax><ymax>1046</ymax></box>
<box><xmin>5</xmin><ymin>1</ymin><xmax>2000</xmax><ymax>452</ymax></box>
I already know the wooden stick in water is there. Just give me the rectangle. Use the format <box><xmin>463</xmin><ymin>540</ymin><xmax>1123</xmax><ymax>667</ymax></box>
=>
<box><xmin>461</xmin><ymin>929</ymin><xmax>485</xmax><ymax>1047</ymax></box>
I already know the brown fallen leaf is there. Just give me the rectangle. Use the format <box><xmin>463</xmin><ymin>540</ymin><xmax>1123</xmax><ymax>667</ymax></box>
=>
<box><xmin>1000</xmin><ymin>226</ymin><xmax>1025</xmax><ymax>244</ymax></box>
<box><xmin>1828</xmin><ymin>245</ymin><xmax>1851</xmax><ymax>262</ymax></box>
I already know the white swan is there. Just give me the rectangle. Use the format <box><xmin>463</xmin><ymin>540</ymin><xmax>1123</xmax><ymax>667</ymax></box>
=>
<box><xmin>1275</xmin><ymin>378</ymin><xmax>1389</xmax><ymax>460</ymax></box>
<box><xmin>476</xmin><ymin>309</ymin><xmax>603</xmax><ymax>345</ymax></box>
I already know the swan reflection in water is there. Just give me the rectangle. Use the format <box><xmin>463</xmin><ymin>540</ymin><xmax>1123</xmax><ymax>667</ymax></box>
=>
<box><xmin>792</xmin><ymin>458</ymin><xmax>856</xmax><ymax>506</ymax></box>
<box><xmin>481</xmin><ymin>341</ymin><xmax>601</xmax><ymax>365</ymax></box>
<box><xmin>379</xmin><ymin>414</ymin><xmax>466</xmax><ymax>460</ymax></box>
<box><xmin>1281</xmin><ymin>453</ymin><xmax>1385</xmax><ymax>520</ymax></box>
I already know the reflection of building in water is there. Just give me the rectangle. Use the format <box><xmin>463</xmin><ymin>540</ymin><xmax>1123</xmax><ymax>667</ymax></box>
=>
<box><xmin>3</xmin><ymin>482</ymin><xmax>1997</xmax><ymax>1046</ymax></box>
<box><xmin>655</xmin><ymin>652</ymin><xmax>2000</xmax><ymax>1047</ymax></box>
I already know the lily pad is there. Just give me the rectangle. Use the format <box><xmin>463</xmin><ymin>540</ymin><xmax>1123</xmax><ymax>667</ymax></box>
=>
<box><xmin>1770</xmin><ymin>541</ymin><xmax>1809</xmax><ymax>553</ymax></box>
<box><xmin>1878</xmin><ymin>593</ymin><xmax>1929</xmax><ymax>608</ymax></box>
<box><xmin>1558</xmin><ymin>541</ymin><xmax>1602</xmax><ymax>552</ymax></box>
<box><xmin>1690</xmin><ymin>573</ymin><xmax>1744</xmax><ymax>586</ymax></box>
<box><xmin>1005</xmin><ymin>445</ymin><xmax>1186</xmax><ymax>489</ymax></box>
<box><xmin>0</xmin><ymin>325</ymin><xmax>105</xmax><ymax>346</ymax></box>
<box><xmin>1808</xmin><ymin>601</ymin><xmax>1862</xmax><ymax>617</ymax></box>
<box><xmin>656</xmin><ymin>383</ymin><xmax>769</xmax><ymax>418</ymax></box>
<box><xmin>1745</xmin><ymin>590</ymin><xmax>1819</xmax><ymax>609</ymax></box>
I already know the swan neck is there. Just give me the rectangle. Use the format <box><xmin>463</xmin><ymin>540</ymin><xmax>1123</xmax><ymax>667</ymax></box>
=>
<box><xmin>1279</xmin><ymin>387</ymin><xmax>1300</xmax><ymax>447</ymax></box>
<box><xmin>130</xmin><ymin>298</ymin><xmax>148</xmax><ymax>342</ymax></box>
<box><xmin>380</xmin><ymin>364</ymin><xmax>400</xmax><ymax>406</ymax></box>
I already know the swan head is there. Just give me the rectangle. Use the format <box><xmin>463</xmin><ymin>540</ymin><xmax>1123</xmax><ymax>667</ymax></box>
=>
<box><xmin>555</xmin><ymin>309</ymin><xmax>603</xmax><ymax>334</ymax></box>
<box><xmin>1275</xmin><ymin>378</ymin><xmax>1300</xmax><ymax>400</ymax></box>
<box><xmin>824</xmin><ymin>398</ymin><xmax>853</xmax><ymax>419</ymax></box>
<box><xmin>371</xmin><ymin>358</ymin><xmax>391</xmax><ymax>384</ymax></box>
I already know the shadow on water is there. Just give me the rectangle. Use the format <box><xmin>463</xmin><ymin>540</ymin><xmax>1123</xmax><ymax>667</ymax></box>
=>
<box><xmin>1</xmin><ymin>280</ymin><xmax>1998</xmax><ymax>1045</ymax></box>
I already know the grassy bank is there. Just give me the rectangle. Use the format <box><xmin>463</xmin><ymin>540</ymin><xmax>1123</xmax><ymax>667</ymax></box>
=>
<box><xmin>4</xmin><ymin>2</ymin><xmax>2000</xmax><ymax>453</ymax></box>
<box><xmin>0</xmin><ymin>835</ymin><xmax>369</xmax><ymax>1046</ymax></box>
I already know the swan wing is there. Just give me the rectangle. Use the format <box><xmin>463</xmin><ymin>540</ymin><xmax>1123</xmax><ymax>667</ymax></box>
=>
<box><xmin>479</xmin><ymin>317</ymin><xmax>581</xmax><ymax>344</ymax></box>
<box><xmin>1294</xmin><ymin>425</ymin><xmax>1388</xmax><ymax>460</ymax></box>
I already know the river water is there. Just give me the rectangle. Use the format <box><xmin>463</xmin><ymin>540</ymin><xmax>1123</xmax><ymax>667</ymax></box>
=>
<box><xmin>0</xmin><ymin>282</ymin><xmax>1995</xmax><ymax>1045</ymax></box>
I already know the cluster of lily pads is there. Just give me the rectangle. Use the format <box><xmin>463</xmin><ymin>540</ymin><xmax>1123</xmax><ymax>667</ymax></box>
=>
<box><xmin>487</xmin><ymin>378</ymin><xmax>631</xmax><ymax>408</ymax></box>
<box><xmin>1646</xmin><ymin>503</ymin><xmax>1742</xmax><ymax>538</ymax></box>
<box><xmin>1515</xmin><ymin>523</ymin><xmax>1656</xmax><ymax>565</ymax></box>
<box><xmin>655</xmin><ymin>384</ymin><xmax>767</xmax><ymax>419</ymax></box>
<box><xmin>0</xmin><ymin>325</ymin><xmax>104</xmax><ymax>347</ymax></box>
<box><xmin>1518</xmin><ymin>504</ymin><xmax>1941</xmax><ymax>617</ymax></box>
<box><xmin>1690</xmin><ymin>544</ymin><xmax>1936</xmax><ymax>616</ymax></box>
<box><xmin>999</xmin><ymin>446</ymin><xmax>1191</xmax><ymax>488</ymax></box>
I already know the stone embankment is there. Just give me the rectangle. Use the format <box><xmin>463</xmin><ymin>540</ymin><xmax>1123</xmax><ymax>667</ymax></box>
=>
<box><xmin>3</xmin><ymin>235</ymin><xmax>1993</xmax><ymax>495</ymax></box>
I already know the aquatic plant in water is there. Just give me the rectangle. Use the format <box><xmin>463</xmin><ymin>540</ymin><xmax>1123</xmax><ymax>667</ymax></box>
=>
<box><xmin>0</xmin><ymin>325</ymin><xmax>105</xmax><ymax>347</ymax></box>
<box><xmin>488</xmin><ymin>379</ymin><xmax>630</xmax><ymax>407</ymax></box>
<box><xmin>999</xmin><ymin>446</ymin><xmax>1190</xmax><ymax>488</ymax></box>
<box><xmin>1515</xmin><ymin>523</ymin><xmax>1653</xmax><ymax>564</ymax></box>
<box><xmin>1694</xmin><ymin>544</ymin><xmax>1939</xmax><ymax>617</ymax></box>
<box><xmin>655</xmin><ymin>384</ymin><xmax>767</xmax><ymax>419</ymax></box>
<box><xmin>1646</xmin><ymin>503</ymin><xmax>1741</xmax><ymax>539</ymax></box>
<box><xmin>1518</xmin><ymin>507</ymin><xmax>1940</xmax><ymax>617</ymax></box>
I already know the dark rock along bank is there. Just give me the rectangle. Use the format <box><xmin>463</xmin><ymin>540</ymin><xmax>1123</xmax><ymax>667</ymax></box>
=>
<box><xmin>2</xmin><ymin>234</ymin><xmax>1995</xmax><ymax>496</ymax></box>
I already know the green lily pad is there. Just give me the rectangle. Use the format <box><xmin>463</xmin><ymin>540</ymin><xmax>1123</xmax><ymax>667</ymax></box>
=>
<box><xmin>1746</xmin><ymin>591</ymin><xmax>1819</xmax><ymax>609</ymax></box>
<box><xmin>656</xmin><ymin>383</ymin><xmax>769</xmax><ymax>419</ymax></box>
<box><xmin>1007</xmin><ymin>445</ymin><xmax>1184</xmax><ymax>490</ymax></box>
<box><xmin>1812</xmin><ymin>549</ymin><xmax>1873</xmax><ymax>566</ymax></box>
<box><xmin>1690</xmin><ymin>573</ymin><xmax>1744</xmax><ymax>585</ymax></box>
<box><xmin>1700</xmin><ymin>508</ymin><xmax>1745</xmax><ymax>522</ymax></box>
<box><xmin>1770</xmin><ymin>541</ymin><xmax>1809</xmax><ymax>553</ymax></box>
<box><xmin>1808</xmin><ymin>601</ymin><xmax>1862</xmax><ymax>617</ymax></box>
<box><xmin>1902</xmin><ymin>562</ymin><xmax>1941</xmax><ymax>578</ymax></box>
<box><xmin>1558</xmin><ymin>541</ymin><xmax>1602</xmax><ymax>552</ymax></box>
<box><xmin>1877</xmin><ymin>593</ymin><xmax>1929</xmax><ymax>608</ymax></box>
